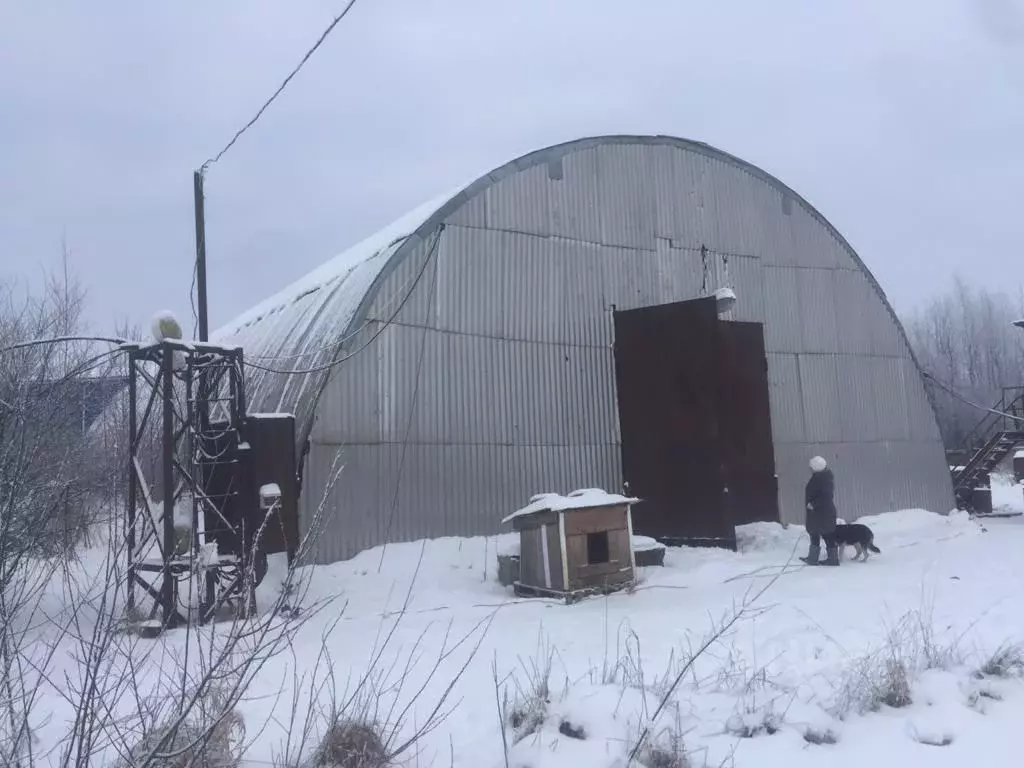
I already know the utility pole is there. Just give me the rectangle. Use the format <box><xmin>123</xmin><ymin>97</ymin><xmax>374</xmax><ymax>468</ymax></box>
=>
<box><xmin>193</xmin><ymin>170</ymin><xmax>209</xmax><ymax>342</ymax></box>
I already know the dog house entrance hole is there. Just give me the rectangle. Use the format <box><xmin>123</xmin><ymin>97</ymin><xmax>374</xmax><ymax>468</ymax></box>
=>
<box><xmin>587</xmin><ymin>531</ymin><xmax>610</xmax><ymax>564</ymax></box>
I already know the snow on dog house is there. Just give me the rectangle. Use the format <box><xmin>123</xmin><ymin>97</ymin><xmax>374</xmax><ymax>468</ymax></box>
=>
<box><xmin>502</xmin><ymin>489</ymin><xmax>639</xmax><ymax>601</ymax></box>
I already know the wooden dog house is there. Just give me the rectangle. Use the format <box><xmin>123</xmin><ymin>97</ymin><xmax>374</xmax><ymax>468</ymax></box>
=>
<box><xmin>502</xmin><ymin>489</ymin><xmax>639</xmax><ymax>601</ymax></box>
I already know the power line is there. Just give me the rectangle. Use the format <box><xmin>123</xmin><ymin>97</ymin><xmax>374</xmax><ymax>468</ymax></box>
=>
<box><xmin>243</xmin><ymin>226</ymin><xmax>445</xmax><ymax>376</ymax></box>
<box><xmin>245</xmin><ymin>244</ymin><xmax>435</xmax><ymax>362</ymax></box>
<box><xmin>376</xmin><ymin>236</ymin><xmax>441</xmax><ymax>572</ymax></box>
<box><xmin>201</xmin><ymin>0</ymin><xmax>361</xmax><ymax>170</ymax></box>
<box><xmin>0</xmin><ymin>335</ymin><xmax>130</xmax><ymax>355</ymax></box>
<box><xmin>921</xmin><ymin>370</ymin><xmax>1024</xmax><ymax>423</ymax></box>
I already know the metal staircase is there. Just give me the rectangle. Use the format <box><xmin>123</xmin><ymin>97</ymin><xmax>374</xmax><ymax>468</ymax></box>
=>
<box><xmin>949</xmin><ymin>387</ymin><xmax>1024</xmax><ymax>511</ymax></box>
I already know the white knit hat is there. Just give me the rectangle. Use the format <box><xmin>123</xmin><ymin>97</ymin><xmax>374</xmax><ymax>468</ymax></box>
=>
<box><xmin>809</xmin><ymin>456</ymin><xmax>827</xmax><ymax>472</ymax></box>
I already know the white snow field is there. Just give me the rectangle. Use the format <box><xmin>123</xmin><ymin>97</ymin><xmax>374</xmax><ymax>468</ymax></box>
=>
<box><xmin>22</xmin><ymin>477</ymin><xmax>1024</xmax><ymax>767</ymax></box>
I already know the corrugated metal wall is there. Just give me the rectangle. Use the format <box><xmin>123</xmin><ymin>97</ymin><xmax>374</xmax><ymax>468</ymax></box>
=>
<box><xmin>301</xmin><ymin>139</ymin><xmax>952</xmax><ymax>563</ymax></box>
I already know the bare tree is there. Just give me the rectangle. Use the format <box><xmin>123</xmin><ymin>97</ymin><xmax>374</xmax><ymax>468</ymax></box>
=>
<box><xmin>904</xmin><ymin>277</ymin><xmax>1024</xmax><ymax>449</ymax></box>
<box><xmin>0</xmin><ymin>264</ymin><xmax>123</xmax><ymax>764</ymax></box>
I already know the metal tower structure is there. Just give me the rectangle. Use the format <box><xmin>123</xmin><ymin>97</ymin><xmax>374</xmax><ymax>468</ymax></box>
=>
<box><xmin>125</xmin><ymin>339</ymin><xmax>261</xmax><ymax>630</ymax></box>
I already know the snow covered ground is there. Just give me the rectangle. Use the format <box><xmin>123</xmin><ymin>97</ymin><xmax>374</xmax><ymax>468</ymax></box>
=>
<box><xmin>21</xmin><ymin>483</ymin><xmax>1024</xmax><ymax>767</ymax></box>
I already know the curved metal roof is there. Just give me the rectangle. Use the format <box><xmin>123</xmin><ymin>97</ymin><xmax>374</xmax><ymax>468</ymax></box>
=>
<box><xmin>215</xmin><ymin>134</ymin><xmax>922</xmax><ymax>448</ymax></box>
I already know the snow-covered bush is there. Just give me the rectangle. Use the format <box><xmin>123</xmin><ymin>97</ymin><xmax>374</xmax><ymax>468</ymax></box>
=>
<box><xmin>831</xmin><ymin>608</ymin><xmax>964</xmax><ymax>718</ymax></box>
<box><xmin>977</xmin><ymin>641</ymin><xmax>1024</xmax><ymax>679</ymax></box>
<box><xmin>312</xmin><ymin>720</ymin><xmax>387</xmax><ymax>768</ymax></box>
<box><xmin>114</xmin><ymin>685</ymin><xmax>246</xmax><ymax>768</ymax></box>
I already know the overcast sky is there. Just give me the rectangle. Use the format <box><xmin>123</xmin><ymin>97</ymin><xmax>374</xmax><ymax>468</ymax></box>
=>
<box><xmin>2</xmin><ymin>0</ymin><xmax>1022</xmax><ymax>336</ymax></box>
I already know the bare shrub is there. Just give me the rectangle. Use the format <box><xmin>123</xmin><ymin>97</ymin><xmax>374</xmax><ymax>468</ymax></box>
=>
<box><xmin>623</xmin><ymin>540</ymin><xmax>798</xmax><ymax>764</ymax></box>
<box><xmin>115</xmin><ymin>685</ymin><xmax>246</xmax><ymax>768</ymax></box>
<box><xmin>832</xmin><ymin>616</ymin><xmax>924</xmax><ymax>717</ymax></box>
<box><xmin>501</xmin><ymin>633</ymin><xmax>557</xmax><ymax>745</ymax></box>
<box><xmin>977</xmin><ymin>642</ymin><xmax>1024</xmax><ymax>679</ymax></box>
<box><xmin>312</xmin><ymin>720</ymin><xmax>387</xmax><ymax>768</ymax></box>
<box><xmin>638</xmin><ymin>706</ymin><xmax>690</xmax><ymax>768</ymax></box>
<box><xmin>1</xmin><ymin>262</ymin><xmax>126</xmax><ymax>766</ymax></box>
<box><xmin>724</xmin><ymin>707</ymin><xmax>781</xmax><ymax>739</ymax></box>
<box><xmin>801</xmin><ymin>726</ymin><xmax>839</xmax><ymax>745</ymax></box>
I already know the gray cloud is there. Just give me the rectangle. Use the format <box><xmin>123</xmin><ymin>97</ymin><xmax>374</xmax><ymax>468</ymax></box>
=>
<box><xmin>2</xmin><ymin>0</ymin><xmax>1022</xmax><ymax>335</ymax></box>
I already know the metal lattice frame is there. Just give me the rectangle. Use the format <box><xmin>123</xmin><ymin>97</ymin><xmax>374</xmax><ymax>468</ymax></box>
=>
<box><xmin>125</xmin><ymin>340</ymin><xmax>249</xmax><ymax>629</ymax></box>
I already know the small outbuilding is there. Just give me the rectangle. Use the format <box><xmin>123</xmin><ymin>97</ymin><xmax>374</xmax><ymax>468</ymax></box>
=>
<box><xmin>502</xmin><ymin>489</ymin><xmax>639</xmax><ymax>601</ymax></box>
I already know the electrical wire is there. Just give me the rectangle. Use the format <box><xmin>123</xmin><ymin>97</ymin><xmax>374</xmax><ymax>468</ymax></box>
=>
<box><xmin>244</xmin><ymin>241</ymin><xmax>433</xmax><ymax>361</ymax></box>
<box><xmin>0</xmin><ymin>335</ymin><xmax>130</xmax><ymax>355</ymax></box>
<box><xmin>376</xmin><ymin>238</ymin><xmax>441</xmax><ymax>572</ymax></box>
<box><xmin>243</xmin><ymin>225</ymin><xmax>444</xmax><ymax>376</ymax></box>
<box><xmin>201</xmin><ymin>0</ymin><xmax>361</xmax><ymax>170</ymax></box>
<box><xmin>921</xmin><ymin>371</ymin><xmax>1024</xmax><ymax>423</ymax></box>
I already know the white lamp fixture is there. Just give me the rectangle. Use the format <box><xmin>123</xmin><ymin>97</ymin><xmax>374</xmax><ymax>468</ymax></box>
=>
<box><xmin>151</xmin><ymin>310</ymin><xmax>183</xmax><ymax>343</ymax></box>
<box><xmin>713</xmin><ymin>287</ymin><xmax>738</xmax><ymax>314</ymax></box>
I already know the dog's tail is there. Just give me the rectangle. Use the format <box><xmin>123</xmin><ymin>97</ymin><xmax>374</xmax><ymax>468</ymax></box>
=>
<box><xmin>868</xmin><ymin>543</ymin><xmax>881</xmax><ymax>553</ymax></box>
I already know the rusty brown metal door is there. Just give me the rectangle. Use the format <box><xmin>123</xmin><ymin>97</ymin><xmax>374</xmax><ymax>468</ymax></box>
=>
<box><xmin>718</xmin><ymin>322</ymin><xmax>780</xmax><ymax>526</ymax></box>
<box><xmin>612</xmin><ymin>297</ymin><xmax>735</xmax><ymax>549</ymax></box>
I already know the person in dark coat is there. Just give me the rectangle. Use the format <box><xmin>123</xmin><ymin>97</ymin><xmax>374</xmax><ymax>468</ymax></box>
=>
<box><xmin>800</xmin><ymin>456</ymin><xmax>839</xmax><ymax>566</ymax></box>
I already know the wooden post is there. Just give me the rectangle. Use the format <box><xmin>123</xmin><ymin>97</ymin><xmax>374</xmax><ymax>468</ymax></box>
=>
<box><xmin>193</xmin><ymin>170</ymin><xmax>209</xmax><ymax>343</ymax></box>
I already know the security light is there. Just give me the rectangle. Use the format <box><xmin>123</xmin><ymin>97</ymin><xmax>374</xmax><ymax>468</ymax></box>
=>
<box><xmin>714</xmin><ymin>287</ymin><xmax>737</xmax><ymax>314</ymax></box>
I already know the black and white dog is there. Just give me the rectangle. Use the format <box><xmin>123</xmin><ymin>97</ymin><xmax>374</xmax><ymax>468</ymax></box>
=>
<box><xmin>832</xmin><ymin>523</ymin><xmax>881</xmax><ymax>562</ymax></box>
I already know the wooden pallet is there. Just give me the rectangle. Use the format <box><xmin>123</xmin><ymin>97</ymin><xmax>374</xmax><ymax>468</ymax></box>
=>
<box><xmin>512</xmin><ymin>580</ymin><xmax>633</xmax><ymax>604</ymax></box>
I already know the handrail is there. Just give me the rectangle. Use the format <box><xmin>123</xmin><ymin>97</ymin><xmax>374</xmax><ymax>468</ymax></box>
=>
<box><xmin>952</xmin><ymin>431</ymin><xmax>1005</xmax><ymax>486</ymax></box>
<box><xmin>958</xmin><ymin>386</ymin><xmax>1024</xmax><ymax>454</ymax></box>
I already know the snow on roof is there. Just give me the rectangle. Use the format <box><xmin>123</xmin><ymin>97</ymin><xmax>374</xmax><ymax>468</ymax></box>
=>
<box><xmin>1015</xmin><ymin>450</ymin><xmax>1024</xmax><ymax>460</ymax></box>
<box><xmin>209</xmin><ymin>184</ymin><xmax>467</xmax><ymax>444</ymax></box>
<box><xmin>501</xmin><ymin>488</ymin><xmax>640</xmax><ymax>524</ymax></box>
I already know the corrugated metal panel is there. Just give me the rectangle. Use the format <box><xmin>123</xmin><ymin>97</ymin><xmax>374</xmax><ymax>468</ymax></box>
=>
<box><xmin>559</xmin><ymin>239</ymin><xmax>608</xmax><ymax>348</ymax></box>
<box><xmin>868</xmin><ymin>291</ymin><xmax>906</xmax><ymax>357</ymax></box>
<box><xmin>433</xmin><ymin>226</ymin><xmax>507</xmax><ymax>338</ymax></box>
<box><xmin>304</xmin><ymin>441</ymin><xmax>625</xmax><ymax>562</ymax></box>
<box><xmin>835</xmin><ymin>354</ymin><xmax>879</xmax><ymax>442</ymax></box>
<box><xmin>761</xmin><ymin>266</ymin><xmax>801</xmax><ymax>353</ymax></box>
<box><xmin>485</xmin><ymin>162</ymin><xmax>552</xmax><ymax>238</ymax></box>
<box><xmin>650</xmin><ymin>240</ymin><xmax>706</xmax><ymax>308</ymax></box>
<box><xmin>772</xmin><ymin>442</ymin><xmax>814</xmax><ymax>525</ymax></box>
<box><xmin>505</xmin><ymin>341</ymin><xmax>570</xmax><ymax>445</ymax></box>
<box><xmin>729</xmin><ymin>171</ymin><xmax>792</xmax><ymax>261</ymax></box>
<box><xmin>903</xmin><ymin>357</ymin><xmax>944</xmax><ymax>441</ymax></box>
<box><xmin>667</xmin><ymin>148</ymin><xmax>721</xmax><ymax>249</ymax></box>
<box><xmin>788</xmin><ymin>204</ymin><xmax>846</xmax><ymax>269</ymax></box>
<box><xmin>831</xmin><ymin>269</ymin><xmax>874</xmax><ymax>355</ymax></box>
<box><xmin>798</xmin><ymin>268</ymin><xmax>840</xmax><ymax>353</ymax></box>
<box><xmin>596</xmin><ymin>144</ymin><xmax>657</xmax><ymax>250</ymax></box>
<box><xmin>871</xmin><ymin>356</ymin><xmax>911</xmax><ymax>441</ymax></box>
<box><xmin>445</xmin><ymin>333</ymin><xmax>512</xmax><ymax>445</ymax></box>
<box><xmin>709</xmin><ymin>159</ymin><xmax>757</xmax><ymax>256</ymax></box>
<box><xmin>561</xmin><ymin>345</ymin><xmax>619</xmax><ymax>445</ymax></box>
<box><xmin>367</xmin><ymin>235</ymin><xmax>437</xmax><ymax>328</ymax></box>
<box><xmin>548</xmin><ymin>147</ymin><xmax>603</xmax><ymax>243</ymax></box>
<box><xmin>374</xmin><ymin>323</ymin><xmax>449</xmax><ymax>445</ymax></box>
<box><xmin>766</xmin><ymin>352</ymin><xmax>806</xmax><ymax>443</ymax></box>
<box><xmin>302</xmin><ymin>443</ymin><xmax>380</xmax><ymax>564</ymax></box>
<box><xmin>503</xmin><ymin>231</ymin><xmax>563</xmax><ymax>343</ymax></box>
<box><xmin>798</xmin><ymin>354</ymin><xmax>842</xmax><ymax>443</ymax></box>
<box><xmin>724</xmin><ymin>254</ymin><xmax>766</xmax><ymax>324</ymax></box>
<box><xmin>444</xmin><ymin>188</ymin><xmax>486</xmax><ymax>228</ymax></box>
<box><xmin>311</xmin><ymin>321</ymin><xmax>381</xmax><ymax>444</ymax></box>
<box><xmin>601</xmin><ymin>244</ymin><xmax>667</xmax><ymax>312</ymax></box>
<box><xmin>649</xmin><ymin>145</ymin><xmax>679</xmax><ymax>240</ymax></box>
